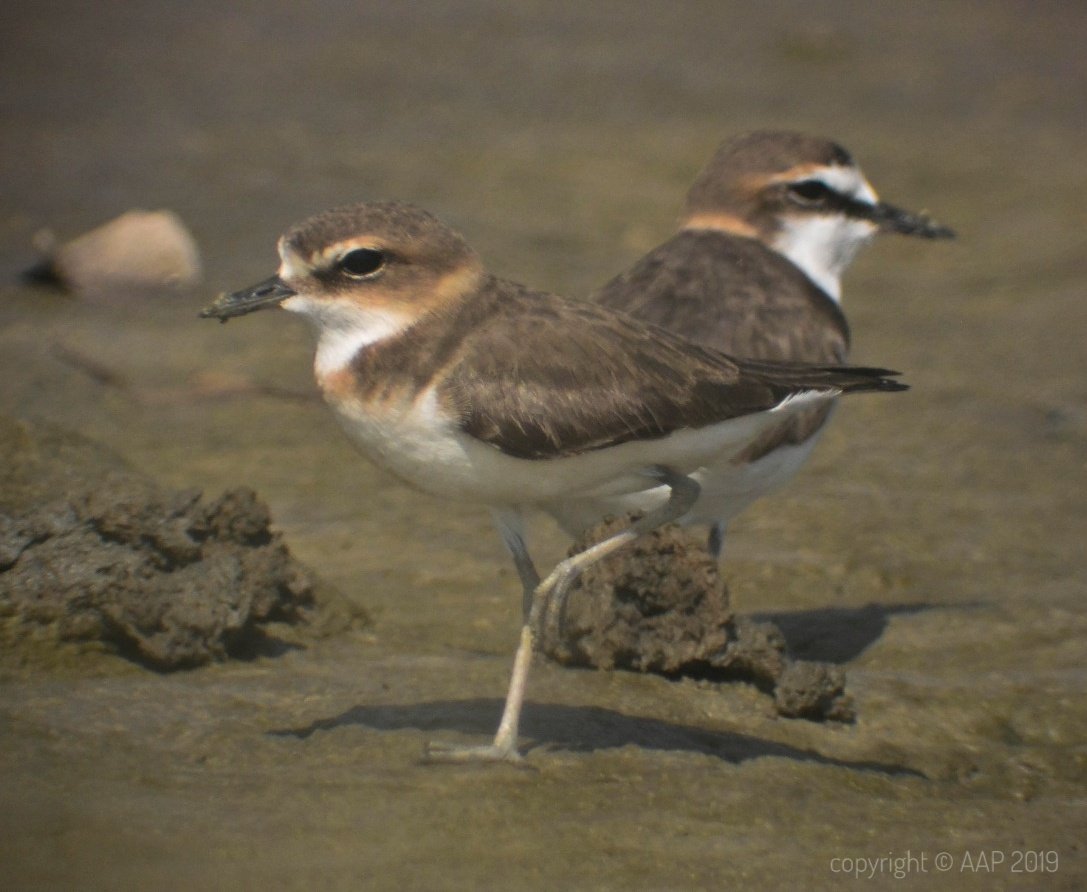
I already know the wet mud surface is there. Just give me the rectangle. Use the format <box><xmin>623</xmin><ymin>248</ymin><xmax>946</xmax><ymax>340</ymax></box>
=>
<box><xmin>2</xmin><ymin>1</ymin><xmax>1086</xmax><ymax>889</ymax></box>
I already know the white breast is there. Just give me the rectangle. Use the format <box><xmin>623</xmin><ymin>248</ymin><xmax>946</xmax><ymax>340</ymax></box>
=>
<box><xmin>327</xmin><ymin>386</ymin><xmax>487</xmax><ymax>497</ymax></box>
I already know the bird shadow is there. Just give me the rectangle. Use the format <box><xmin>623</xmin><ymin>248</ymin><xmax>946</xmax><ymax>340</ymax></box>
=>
<box><xmin>270</xmin><ymin>699</ymin><xmax>923</xmax><ymax>777</ymax></box>
<box><xmin>750</xmin><ymin>601</ymin><xmax>934</xmax><ymax>663</ymax></box>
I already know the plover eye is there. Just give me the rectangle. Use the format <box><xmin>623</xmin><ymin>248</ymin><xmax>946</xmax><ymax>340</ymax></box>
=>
<box><xmin>787</xmin><ymin>180</ymin><xmax>832</xmax><ymax>205</ymax></box>
<box><xmin>339</xmin><ymin>248</ymin><xmax>386</xmax><ymax>278</ymax></box>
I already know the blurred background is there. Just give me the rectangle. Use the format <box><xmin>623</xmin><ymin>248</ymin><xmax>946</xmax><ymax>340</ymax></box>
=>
<box><xmin>2</xmin><ymin>0</ymin><xmax>1081</xmax><ymax>291</ymax></box>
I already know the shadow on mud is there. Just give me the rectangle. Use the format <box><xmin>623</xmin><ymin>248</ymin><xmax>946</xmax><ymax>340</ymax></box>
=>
<box><xmin>752</xmin><ymin>602</ymin><xmax>935</xmax><ymax>663</ymax></box>
<box><xmin>272</xmin><ymin>700</ymin><xmax>924</xmax><ymax>776</ymax></box>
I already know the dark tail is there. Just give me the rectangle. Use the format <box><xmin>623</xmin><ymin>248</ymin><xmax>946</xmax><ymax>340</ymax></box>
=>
<box><xmin>737</xmin><ymin>358</ymin><xmax>909</xmax><ymax>395</ymax></box>
<box><xmin>820</xmin><ymin>365</ymin><xmax>908</xmax><ymax>393</ymax></box>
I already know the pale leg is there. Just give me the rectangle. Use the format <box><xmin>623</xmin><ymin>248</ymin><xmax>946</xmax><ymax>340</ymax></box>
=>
<box><xmin>425</xmin><ymin>467</ymin><xmax>700</xmax><ymax>763</ymax></box>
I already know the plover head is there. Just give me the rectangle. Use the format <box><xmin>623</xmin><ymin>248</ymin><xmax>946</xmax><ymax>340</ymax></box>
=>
<box><xmin>202</xmin><ymin>202</ymin><xmax>484</xmax><ymax>374</ymax></box>
<box><xmin>203</xmin><ymin>202</ymin><xmax>482</xmax><ymax>329</ymax></box>
<box><xmin>681</xmin><ymin>130</ymin><xmax>954</xmax><ymax>300</ymax></box>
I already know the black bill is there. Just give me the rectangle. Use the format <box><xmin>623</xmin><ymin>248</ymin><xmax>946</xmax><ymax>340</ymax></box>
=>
<box><xmin>868</xmin><ymin>201</ymin><xmax>956</xmax><ymax>239</ymax></box>
<box><xmin>199</xmin><ymin>275</ymin><xmax>297</xmax><ymax>322</ymax></box>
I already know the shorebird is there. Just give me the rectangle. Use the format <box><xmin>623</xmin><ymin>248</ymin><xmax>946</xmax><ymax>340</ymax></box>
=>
<box><xmin>201</xmin><ymin>200</ymin><xmax>907</xmax><ymax>762</ymax></box>
<box><xmin>548</xmin><ymin>130</ymin><xmax>953</xmax><ymax>557</ymax></box>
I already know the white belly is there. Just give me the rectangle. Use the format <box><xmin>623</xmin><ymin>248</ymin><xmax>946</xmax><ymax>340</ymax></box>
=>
<box><xmin>326</xmin><ymin>385</ymin><xmax>833</xmax><ymax>510</ymax></box>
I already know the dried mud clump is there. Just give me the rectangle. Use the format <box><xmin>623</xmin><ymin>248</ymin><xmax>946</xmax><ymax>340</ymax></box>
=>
<box><xmin>0</xmin><ymin>415</ymin><xmax>325</xmax><ymax>670</ymax></box>
<box><xmin>539</xmin><ymin>513</ymin><xmax>855</xmax><ymax>722</ymax></box>
<box><xmin>0</xmin><ymin>479</ymin><xmax>316</xmax><ymax>669</ymax></box>
<box><xmin>539</xmin><ymin>515</ymin><xmax>732</xmax><ymax>673</ymax></box>
<box><xmin>773</xmin><ymin>659</ymin><xmax>854</xmax><ymax>722</ymax></box>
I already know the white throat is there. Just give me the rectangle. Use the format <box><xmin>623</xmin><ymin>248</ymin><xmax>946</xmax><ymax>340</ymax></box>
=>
<box><xmin>769</xmin><ymin>164</ymin><xmax>880</xmax><ymax>301</ymax></box>
<box><xmin>770</xmin><ymin>215</ymin><xmax>876</xmax><ymax>301</ymax></box>
<box><xmin>280</xmin><ymin>293</ymin><xmax>411</xmax><ymax>379</ymax></box>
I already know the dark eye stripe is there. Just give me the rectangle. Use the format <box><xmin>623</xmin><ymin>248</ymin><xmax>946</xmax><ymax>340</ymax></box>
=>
<box><xmin>786</xmin><ymin>180</ymin><xmax>879</xmax><ymax>222</ymax></box>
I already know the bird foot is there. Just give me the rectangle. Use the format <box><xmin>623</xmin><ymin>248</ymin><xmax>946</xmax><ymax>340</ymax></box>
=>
<box><xmin>423</xmin><ymin>739</ymin><xmax>525</xmax><ymax>765</ymax></box>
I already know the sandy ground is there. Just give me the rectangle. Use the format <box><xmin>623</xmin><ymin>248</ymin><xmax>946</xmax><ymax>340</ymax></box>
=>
<box><xmin>1</xmin><ymin>1</ymin><xmax>1085</xmax><ymax>888</ymax></box>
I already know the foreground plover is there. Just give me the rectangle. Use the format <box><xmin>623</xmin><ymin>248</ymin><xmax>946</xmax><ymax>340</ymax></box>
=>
<box><xmin>548</xmin><ymin>131</ymin><xmax>953</xmax><ymax>557</ymax></box>
<box><xmin>201</xmin><ymin>200</ymin><xmax>907</xmax><ymax>762</ymax></box>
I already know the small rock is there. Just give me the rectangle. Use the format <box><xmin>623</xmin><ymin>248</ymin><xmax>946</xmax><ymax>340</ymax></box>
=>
<box><xmin>29</xmin><ymin>209</ymin><xmax>202</xmax><ymax>294</ymax></box>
